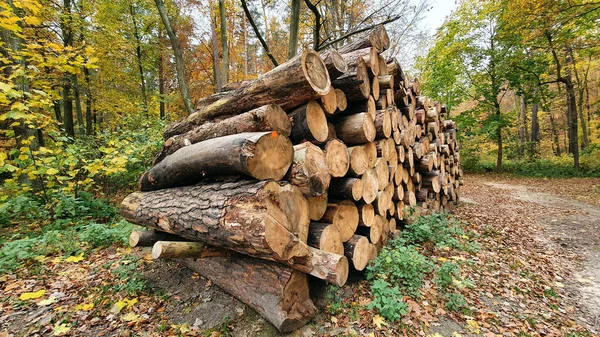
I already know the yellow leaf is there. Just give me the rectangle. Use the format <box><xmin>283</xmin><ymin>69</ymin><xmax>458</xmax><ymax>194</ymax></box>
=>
<box><xmin>120</xmin><ymin>312</ymin><xmax>139</xmax><ymax>322</ymax></box>
<box><xmin>38</xmin><ymin>297</ymin><xmax>57</xmax><ymax>306</ymax></box>
<box><xmin>51</xmin><ymin>257</ymin><xmax>62</xmax><ymax>264</ymax></box>
<box><xmin>373</xmin><ymin>315</ymin><xmax>386</xmax><ymax>329</ymax></box>
<box><xmin>113</xmin><ymin>300</ymin><xmax>127</xmax><ymax>313</ymax></box>
<box><xmin>20</xmin><ymin>289</ymin><xmax>46</xmax><ymax>300</ymax></box>
<box><xmin>46</xmin><ymin>168</ymin><xmax>59</xmax><ymax>175</ymax></box>
<box><xmin>75</xmin><ymin>303</ymin><xmax>94</xmax><ymax>311</ymax></box>
<box><xmin>427</xmin><ymin>334</ymin><xmax>444</xmax><ymax>337</ymax></box>
<box><xmin>64</xmin><ymin>253</ymin><xmax>84</xmax><ymax>263</ymax></box>
<box><xmin>438</xmin><ymin>257</ymin><xmax>447</xmax><ymax>262</ymax></box>
<box><xmin>452</xmin><ymin>332</ymin><xmax>464</xmax><ymax>337</ymax></box>
<box><xmin>53</xmin><ymin>323</ymin><xmax>70</xmax><ymax>336</ymax></box>
<box><xmin>33</xmin><ymin>255</ymin><xmax>46</xmax><ymax>262</ymax></box>
<box><xmin>23</xmin><ymin>16</ymin><xmax>41</xmax><ymax>25</ymax></box>
<box><xmin>466</xmin><ymin>320</ymin><xmax>480</xmax><ymax>334</ymax></box>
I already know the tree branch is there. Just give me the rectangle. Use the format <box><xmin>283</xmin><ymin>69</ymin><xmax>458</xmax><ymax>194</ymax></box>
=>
<box><xmin>317</xmin><ymin>14</ymin><xmax>403</xmax><ymax>51</ymax></box>
<box><xmin>240</xmin><ymin>0</ymin><xmax>278</xmax><ymax>67</ymax></box>
<box><xmin>304</xmin><ymin>0</ymin><xmax>321</xmax><ymax>50</ymax></box>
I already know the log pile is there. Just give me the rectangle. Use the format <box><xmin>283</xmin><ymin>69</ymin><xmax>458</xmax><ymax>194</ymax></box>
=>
<box><xmin>121</xmin><ymin>26</ymin><xmax>464</xmax><ymax>333</ymax></box>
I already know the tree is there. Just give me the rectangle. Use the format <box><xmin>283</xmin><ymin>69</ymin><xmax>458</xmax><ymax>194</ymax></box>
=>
<box><xmin>288</xmin><ymin>0</ymin><xmax>300</xmax><ymax>59</ymax></box>
<box><xmin>219</xmin><ymin>0</ymin><xmax>229</xmax><ymax>83</ymax></box>
<box><xmin>154</xmin><ymin>0</ymin><xmax>194</xmax><ymax>115</ymax></box>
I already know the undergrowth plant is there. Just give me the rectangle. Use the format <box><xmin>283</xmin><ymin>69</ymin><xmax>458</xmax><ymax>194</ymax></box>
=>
<box><xmin>365</xmin><ymin>214</ymin><xmax>477</xmax><ymax>321</ymax></box>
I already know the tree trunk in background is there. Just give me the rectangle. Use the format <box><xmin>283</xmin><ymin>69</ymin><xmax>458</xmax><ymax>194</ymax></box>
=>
<box><xmin>243</xmin><ymin>14</ymin><xmax>248</xmax><ymax>79</ymax></box>
<box><xmin>61</xmin><ymin>0</ymin><xmax>75</xmax><ymax>138</ymax></box>
<box><xmin>158</xmin><ymin>29</ymin><xmax>166</xmax><ymax>118</ymax></box>
<box><xmin>531</xmin><ymin>87</ymin><xmax>539</xmax><ymax>146</ymax></box>
<box><xmin>219</xmin><ymin>0</ymin><xmax>229</xmax><ymax>84</ymax></box>
<box><xmin>565</xmin><ymin>80</ymin><xmax>579</xmax><ymax>169</ymax></box>
<box><xmin>518</xmin><ymin>94</ymin><xmax>527</xmax><ymax>156</ymax></box>
<box><xmin>495</xmin><ymin>102</ymin><xmax>502</xmax><ymax>172</ymax></box>
<box><xmin>83</xmin><ymin>66</ymin><xmax>93</xmax><ymax>135</ymax></box>
<box><xmin>73</xmin><ymin>74</ymin><xmax>84</xmax><ymax>135</ymax></box>
<box><xmin>210</xmin><ymin>2</ymin><xmax>222</xmax><ymax>93</ymax></box>
<box><xmin>569</xmin><ymin>47</ymin><xmax>589</xmax><ymax>149</ymax></box>
<box><xmin>288</xmin><ymin>0</ymin><xmax>300</xmax><ymax>59</ymax></box>
<box><xmin>130</xmin><ymin>2</ymin><xmax>148</xmax><ymax>114</ymax></box>
<box><xmin>154</xmin><ymin>0</ymin><xmax>194</xmax><ymax>115</ymax></box>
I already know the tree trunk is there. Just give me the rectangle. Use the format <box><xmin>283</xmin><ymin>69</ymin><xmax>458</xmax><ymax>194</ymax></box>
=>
<box><xmin>139</xmin><ymin>132</ymin><xmax>293</xmax><ymax>191</ymax></box>
<box><xmin>288</xmin><ymin>0</ymin><xmax>300</xmax><ymax>59</ymax></box>
<box><xmin>83</xmin><ymin>66</ymin><xmax>93</xmax><ymax>135</ymax></box>
<box><xmin>323</xmin><ymin>139</ymin><xmax>349</xmax><ymax>177</ymax></box>
<box><xmin>210</xmin><ymin>6</ymin><xmax>222</xmax><ymax>93</ymax></box>
<box><xmin>163</xmin><ymin>50</ymin><xmax>331</xmax><ymax>139</ymax></box>
<box><xmin>531</xmin><ymin>87</ymin><xmax>539</xmax><ymax>145</ymax></box>
<box><xmin>219</xmin><ymin>0</ymin><xmax>229</xmax><ymax>84</ymax></box>
<box><xmin>73</xmin><ymin>74</ymin><xmax>84</xmax><ymax>135</ymax></box>
<box><xmin>154</xmin><ymin>104</ymin><xmax>291</xmax><ymax>164</ymax></box>
<box><xmin>154</xmin><ymin>0</ymin><xmax>194</xmax><ymax>115</ymax></box>
<box><xmin>328</xmin><ymin>178</ymin><xmax>362</xmax><ymax>201</ymax></box>
<box><xmin>130</xmin><ymin>2</ymin><xmax>148</xmax><ymax>113</ymax></box>
<box><xmin>495</xmin><ymin>104</ymin><xmax>502</xmax><ymax>172</ymax></box>
<box><xmin>178</xmin><ymin>255</ymin><xmax>317</xmax><ymax>332</ymax></box>
<box><xmin>158</xmin><ymin>28</ymin><xmax>166</xmax><ymax>118</ymax></box>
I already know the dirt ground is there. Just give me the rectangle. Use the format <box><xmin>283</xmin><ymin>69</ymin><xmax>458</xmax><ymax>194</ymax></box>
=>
<box><xmin>2</xmin><ymin>174</ymin><xmax>599</xmax><ymax>336</ymax></box>
<box><xmin>458</xmin><ymin>174</ymin><xmax>600</xmax><ymax>334</ymax></box>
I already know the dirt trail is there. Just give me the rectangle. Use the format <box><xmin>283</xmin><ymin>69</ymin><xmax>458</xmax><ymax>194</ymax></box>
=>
<box><xmin>469</xmin><ymin>176</ymin><xmax>600</xmax><ymax>332</ymax></box>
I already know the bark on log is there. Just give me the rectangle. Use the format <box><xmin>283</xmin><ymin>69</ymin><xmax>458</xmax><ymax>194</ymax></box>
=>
<box><xmin>333</xmin><ymin>56</ymin><xmax>370</xmax><ymax>101</ymax></box>
<box><xmin>287</xmin><ymin>142</ymin><xmax>331</xmax><ymax>196</ymax></box>
<box><xmin>329</xmin><ymin>178</ymin><xmax>363</xmax><ymax>201</ymax></box>
<box><xmin>178</xmin><ymin>255</ymin><xmax>316</xmax><ymax>332</ymax></box>
<box><xmin>139</xmin><ymin>132</ymin><xmax>293</xmax><ymax>191</ymax></box>
<box><xmin>154</xmin><ymin>105</ymin><xmax>291</xmax><ymax>164</ymax></box>
<box><xmin>331</xmin><ymin>113</ymin><xmax>376</xmax><ymax>145</ymax></box>
<box><xmin>289</xmin><ymin>101</ymin><xmax>329</xmax><ymax>143</ymax></box>
<box><xmin>164</xmin><ymin>50</ymin><xmax>331</xmax><ymax>138</ymax></box>
<box><xmin>337</xmin><ymin>26</ymin><xmax>385</xmax><ymax>54</ymax></box>
<box><xmin>343</xmin><ymin>235</ymin><xmax>371</xmax><ymax>271</ymax></box>
<box><xmin>374</xmin><ymin>109</ymin><xmax>392</xmax><ymax>139</ymax></box>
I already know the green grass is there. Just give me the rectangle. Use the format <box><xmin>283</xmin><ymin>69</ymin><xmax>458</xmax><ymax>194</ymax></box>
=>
<box><xmin>462</xmin><ymin>154</ymin><xmax>600</xmax><ymax>178</ymax></box>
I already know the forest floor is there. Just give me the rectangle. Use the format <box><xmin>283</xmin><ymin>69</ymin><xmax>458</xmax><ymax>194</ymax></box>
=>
<box><xmin>1</xmin><ymin>174</ymin><xmax>599</xmax><ymax>337</ymax></box>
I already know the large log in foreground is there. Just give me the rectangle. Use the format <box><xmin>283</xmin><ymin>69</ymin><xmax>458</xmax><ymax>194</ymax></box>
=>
<box><xmin>164</xmin><ymin>50</ymin><xmax>331</xmax><ymax>139</ymax></box>
<box><xmin>178</xmin><ymin>255</ymin><xmax>317</xmax><ymax>332</ymax></box>
<box><xmin>139</xmin><ymin>132</ymin><xmax>293</xmax><ymax>191</ymax></box>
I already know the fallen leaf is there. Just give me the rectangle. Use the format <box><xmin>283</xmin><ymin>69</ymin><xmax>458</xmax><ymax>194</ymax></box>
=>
<box><xmin>75</xmin><ymin>303</ymin><xmax>94</xmax><ymax>311</ymax></box>
<box><xmin>20</xmin><ymin>290</ymin><xmax>46</xmax><ymax>300</ymax></box>
<box><xmin>373</xmin><ymin>315</ymin><xmax>386</xmax><ymax>329</ymax></box>
<box><xmin>65</xmin><ymin>254</ymin><xmax>84</xmax><ymax>263</ymax></box>
<box><xmin>38</xmin><ymin>297</ymin><xmax>57</xmax><ymax>306</ymax></box>
<box><xmin>466</xmin><ymin>320</ymin><xmax>481</xmax><ymax>334</ymax></box>
<box><xmin>452</xmin><ymin>332</ymin><xmax>464</xmax><ymax>337</ymax></box>
<box><xmin>120</xmin><ymin>312</ymin><xmax>140</xmax><ymax>322</ymax></box>
<box><xmin>53</xmin><ymin>323</ymin><xmax>70</xmax><ymax>336</ymax></box>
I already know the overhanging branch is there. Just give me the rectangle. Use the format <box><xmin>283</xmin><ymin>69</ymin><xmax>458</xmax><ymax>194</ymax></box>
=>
<box><xmin>240</xmin><ymin>0</ymin><xmax>279</xmax><ymax>67</ymax></box>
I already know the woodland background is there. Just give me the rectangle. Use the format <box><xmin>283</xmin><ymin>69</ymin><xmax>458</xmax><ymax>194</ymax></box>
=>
<box><xmin>0</xmin><ymin>0</ymin><xmax>599</xmax><ymax>281</ymax></box>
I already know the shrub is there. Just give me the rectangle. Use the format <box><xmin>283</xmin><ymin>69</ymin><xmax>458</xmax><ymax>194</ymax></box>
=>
<box><xmin>444</xmin><ymin>292</ymin><xmax>467</xmax><ymax>312</ymax></box>
<box><xmin>368</xmin><ymin>279</ymin><xmax>408</xmax><ymax>322</ymax></box>
<box><xmin>435</xmin><ymin>262</ymin><xmax>461</xmax><ymax>290</ymax></box>
<box><xmin>402</xmin><ymin>213</ymin><xmax>465</xmax><ymax>250</ymax></box>
<box><xmin>367</xmin><ymin>239</ymin><xmax>434</xmax><ymax>296</ymax></box>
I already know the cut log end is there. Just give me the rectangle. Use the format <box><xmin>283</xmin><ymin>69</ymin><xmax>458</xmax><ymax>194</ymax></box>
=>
<box><xmin>302</xmin><ymin>50</ymin><xmax>331</xmax><ymax>96</ymax></box>
<box><xmin>335</xmin><ymin>89</ymin><xmax>347</xmax><ymax>112</ymax></box>
<box><xmin>307</xmin><ymin>191</ymin><xmax>328</xmax><ymax>221</ymax></box>
<box><xmin>324</xmin><ymin>139</ymin><xmax>349</xmax><ymax>177</ymax></box>
<box><xmin>248</xmin><ymin>132</ymin><xmax>295</xmax><ymax>181</ymax></box>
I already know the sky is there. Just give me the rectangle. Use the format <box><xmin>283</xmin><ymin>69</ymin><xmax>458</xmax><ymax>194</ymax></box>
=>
<box><xmin>422</xmin><ymin>0</ymin><xmax>458</xmax><ymax>37</ymax></box>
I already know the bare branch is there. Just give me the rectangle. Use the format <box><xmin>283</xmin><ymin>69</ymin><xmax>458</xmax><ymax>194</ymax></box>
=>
<box><xmin>317</xmin><ymin>14</ymin><xmax>403</xmax><ymax>51</ymax></box>
<box><xmin>240</xmin><ymin>0</ymin><xmax>279</xmax><ymax>67</ymax></box>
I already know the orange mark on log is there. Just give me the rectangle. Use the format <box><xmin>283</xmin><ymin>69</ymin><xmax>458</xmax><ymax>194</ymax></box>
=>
<box><xmin>271</xmin><ymin>131</ymin><xmax>278</xmax><ymax>138</ymax></box>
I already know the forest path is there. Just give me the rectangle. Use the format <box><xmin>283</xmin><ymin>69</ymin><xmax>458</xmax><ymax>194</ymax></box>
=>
<box><xmin>463</xmin><ymin>175</ymin><xmax>600</xmax><ymax>333</ymax></box>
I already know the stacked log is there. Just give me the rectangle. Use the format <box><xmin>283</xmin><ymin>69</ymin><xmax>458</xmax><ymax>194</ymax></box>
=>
<box><xmin>121</xmin><ymin>25</ymin><xmax>463</xmax><ymax>333</ymax></box>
